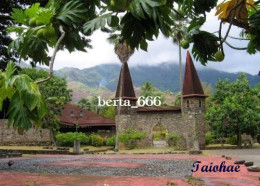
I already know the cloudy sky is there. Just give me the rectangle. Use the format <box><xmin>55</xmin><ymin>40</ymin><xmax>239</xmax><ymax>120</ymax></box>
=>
<box><xmin>50</xmin><ymin>5</ymin><xmax>260</xmax><ymax>75</ymax></box>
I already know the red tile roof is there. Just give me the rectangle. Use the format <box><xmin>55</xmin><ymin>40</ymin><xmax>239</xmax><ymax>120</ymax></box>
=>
<box><xmin>182</xmin><ymin>51</ymin><xmax>207</xmax><ymax>98</ymax></box>
<box><xmin>59</xmin><ymin>104</ymin><xmax>115</xmax><ymax>127</ymax></box>
<box><xmin>115</xmin><ymin>63</ymin><xmax>137</xmax><ymax>100</ymax></box>
<box><xmin>137</xmin><ymin>106</ymin><xmax>181</xmax><ymax>112</ymax></box>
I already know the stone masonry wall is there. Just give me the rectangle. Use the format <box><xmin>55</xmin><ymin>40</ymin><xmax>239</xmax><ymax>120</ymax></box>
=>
<box><xmin>183</xmin><ymin>97</ymin><xmax>207</xmax><ymax>149</ymax></box>
<box><xmin>116</xmin><ymin>96</ymin><xmax>207</xmax><ymax>150</ymax></box>
<box><xmin>116</xmin><ymin>110</ymin><xmax>188</xmax><ymax>148</ymax></box>
<box><xmin>0</xmin><ymin>120</ymin><xmax>52</xmax><ymax>146</ymax></box>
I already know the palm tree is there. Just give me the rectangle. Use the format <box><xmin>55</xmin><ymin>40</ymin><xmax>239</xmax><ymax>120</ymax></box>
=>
<box><xmin>171</xmin><ymin>10</ymin><xmax>188</xmax><ymax>116</ymax></box>
<box><xmin>140</xmin><ymin>82</ymin><xmax>155</xmax><ymax>97</ymax></box>
<box><xmin>108</xmin><ymin>33</ymin><xmax>134</xmax><ymax>151</ymax></box>
<box><xmin>170</xmin><ymin>10</ymin><xmax>189</xmax><ymax>149</ymax></box>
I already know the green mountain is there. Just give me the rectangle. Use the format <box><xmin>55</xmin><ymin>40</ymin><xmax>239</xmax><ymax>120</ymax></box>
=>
<box><xmin>55</xmin><ymin>63</ymin><xmax>259</xmax><ymax>93</ymax></box>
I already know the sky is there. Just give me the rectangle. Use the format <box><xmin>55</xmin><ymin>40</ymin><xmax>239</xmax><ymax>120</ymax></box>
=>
<box><xmin>47</xmin><ymin>4</ymin><xmax>260</xmax><ymax>75</ymax></box>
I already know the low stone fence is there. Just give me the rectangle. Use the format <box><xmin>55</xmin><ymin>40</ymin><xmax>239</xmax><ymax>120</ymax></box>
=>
<box><xmin>0</xmin><ymin>119</ymin><xmax>52</xmax><ymax>146</ymax></box>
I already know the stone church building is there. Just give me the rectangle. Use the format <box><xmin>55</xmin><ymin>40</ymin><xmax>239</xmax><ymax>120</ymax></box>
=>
<box><xmin>115</xmin><ymin>51</ymin><xmax>207</xmax><ymax>149</ymax></box>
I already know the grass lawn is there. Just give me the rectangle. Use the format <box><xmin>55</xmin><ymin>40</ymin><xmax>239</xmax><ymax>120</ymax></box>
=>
<box><xmin>0</xmin><ymin>145</ymin><xmax>188</xmax><ymax>154</ymax></box>
<box><xmin>106</xmin><ymin>147</ymin><xmax>187</xmax><ymax>154</ymax></box>
<box><xmin>0</xmin><ymin>145</ymin><xmax>112</xmax><ymax>153</ymax></box>
<box><xmin>206</xmin><ymin>143</ymin><xmax>260</xmax><ymax>148</ymax></box>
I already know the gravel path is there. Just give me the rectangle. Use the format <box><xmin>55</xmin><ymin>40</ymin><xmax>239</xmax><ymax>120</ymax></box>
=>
<box><xmin>0</xmin><ymin>156</ymin><xmax>195</xmax><ymax>178</ymax></box>
<box><xmin>206</xmin><ymin>148</ymin><xmax>260</xmax><ymax>166</ymax></box>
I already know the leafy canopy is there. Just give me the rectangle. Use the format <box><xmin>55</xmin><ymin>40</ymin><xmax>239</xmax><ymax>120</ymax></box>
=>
<box><xmin>206</xmin><ymin>73</ymin><xmax>260</xmax><ymax>146</ymax></box>
<box><xmin>0</xmin><ymin>62</ymin><xmax>46</xmax><ymax>132</ymax></box>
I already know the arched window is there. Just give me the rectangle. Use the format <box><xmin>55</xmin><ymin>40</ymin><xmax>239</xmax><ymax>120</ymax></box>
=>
<box><xmin>199</xmin><ymin>99</ymin><xmax>202</xmax><ymax>108</ymax></box>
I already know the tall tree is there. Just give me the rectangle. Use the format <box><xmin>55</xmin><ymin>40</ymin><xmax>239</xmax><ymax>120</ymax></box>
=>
<box><xmin>77</xmin><ymin>98</ymin><xmax>91</xmax><ymax>111</ymax></box>
<box><xmin>206</xmin><ymin>73</ymin><xmax>260</xmax><ymax>147</ymax></box>
<box><xmin>21</xmin><ymin>68</ymin><xmax>72</xmax><ymax>145</ymax></box>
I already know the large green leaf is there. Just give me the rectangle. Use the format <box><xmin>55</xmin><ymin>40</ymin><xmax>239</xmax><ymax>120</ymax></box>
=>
<box><xmin>36</xmin><ymin>8</ymin><xmax>54</xmax><ymax>25</ymax></box>
<box><xmin>0</xmin><ymin>63</ymin><xmax>47</xmax><ymax>130</ymax></box>
<box><xmin>10</xmin><ymin>8</ymin><xmax>27</xmax><ymax>25</ymax></box>
<box><xmin>8</xmin><ymin>91</ymin><xmax>32</xmax><ymax>130</ymax></box>
<box><xmin>191</xmin><ymin>31</ymin><xmax>219</xmax><ymax>65</ymax></box>
<box><xmin>56</xmin><ymin>0</ymin><xmax>87</xmax><ymax>26</ymax></box>
<box><xmin>25</xmin><ymin>3</ymin><xmax>41</xmax><ymax>19</ymax></box>
<box><xmin>83</xmin><ymin>14</ymin><xmax>112</xmax><ymax>33</ymax></box>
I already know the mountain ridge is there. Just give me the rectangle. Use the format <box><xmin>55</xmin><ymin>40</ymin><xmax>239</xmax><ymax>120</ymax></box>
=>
<box><xmin>55</xmin><ymin>62</ymin><xmax>259</xmax><ymax>93</ymax></box>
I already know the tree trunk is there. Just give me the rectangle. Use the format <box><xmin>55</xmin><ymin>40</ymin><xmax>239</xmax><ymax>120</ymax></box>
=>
<box><xmin>178</xmin><ymin>40</ymin><xmax>183</xmax><ymax>115</ymax></box>
<box><xmin>237</xmin><ymin>129</ymin><xmax>242</xmax><ymax>147</ymax></box>
<box><xmin>50</xmin><ymin>129</ymin><xmax>57</xmax><ymax>147</ymax></box>
<box><xmin>114</xmin><ymin>63</ymin><xmax>125</xmax><ymax>151</ymax></box>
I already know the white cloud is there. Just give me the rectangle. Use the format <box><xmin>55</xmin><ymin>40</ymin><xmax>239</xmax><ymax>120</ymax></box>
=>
<box><xmin>48</xmin><ymin>5</ymin><xmax>259</xmax><ymax>75</ymax></box>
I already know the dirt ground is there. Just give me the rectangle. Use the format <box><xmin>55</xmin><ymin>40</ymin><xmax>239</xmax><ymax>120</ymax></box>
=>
<box><xmin>0</xmin><ymin>154</ymin><xmax>259</xmax><ymax>186</ymax></box>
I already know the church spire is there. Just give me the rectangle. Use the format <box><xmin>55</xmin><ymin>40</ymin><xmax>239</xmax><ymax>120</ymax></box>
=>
<box><xmin>182</xmin><ymin>51</ymin><xmax>206</xmax><ymax>98</ymax></box>
<box><xmin>115</xmin><ymin>63</ymin><xmax>137</xmax><ymax>100</ymax></box>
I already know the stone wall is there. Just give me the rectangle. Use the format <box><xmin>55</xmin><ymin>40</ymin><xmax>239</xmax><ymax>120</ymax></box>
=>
<box><xmin>116</xmin><ymin>96</ymin><xmax>207</xmax><ymax>150</ymax></box>
<box><xmin>183</xmin><ymin>97</ymin><xmax>207</xmax><ymax>149</ymax></box>
<box><xmin>116</xmin><ymin>110</ymin><xmax>188</xmax><ymax>148</ymax></box>
<box><xmin>0</xmin><ymin>120</ymin><xmax>52</xmax><ymax>146</ymax></box>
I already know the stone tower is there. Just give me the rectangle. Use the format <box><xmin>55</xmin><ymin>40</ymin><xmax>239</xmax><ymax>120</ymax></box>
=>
<box><xmin>115</xmin><ymin>62</ymin><xmax>137</xmax><ymax>114</ymax></box>
<box><xmin>115</xmin><ymin>63</ymin><xmax>137</xmax><ymax>139</ymax></box>
<box><xmin>182</xmin><ymin>51</ymin><xmax>207</xmax><ymax>149</ymax></box>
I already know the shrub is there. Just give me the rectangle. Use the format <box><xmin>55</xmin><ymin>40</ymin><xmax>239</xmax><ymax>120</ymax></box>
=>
<box><xmin>56</xmin><ymin>132</ymin><xmax>89</xmax><ymax>147</ymax></box>
<box><xmin>226</xmin><ymin>135</ymin><xmax>237</xmax><ymax>145</ymax></box>
<box><xmin>106</xmin><ymin>136</ymin><xmax>116</xmax><ymax>146</ymax></box>
<box><xmin>119</xmin><ymin>128</ymin><xmax>147</xmax><ymax>149</ymax></box>
<box><xmin>205</xmin><ymin>132</ymin><xmax>215</xmax><ymax>145</ymax></box>
<box><xmin>153</xmin><ymin>134</ymin><xmax>161</xmax><ymax>141</ymax></box>
<box><xmin>166</xmin><ymin>133</ymin><xmax>180</xmax><ymax>146</ymax></box>
<box><xmin>90</xmin><ymin>134</ymin><xmax>104</xmax><ymax>147</ymax></box>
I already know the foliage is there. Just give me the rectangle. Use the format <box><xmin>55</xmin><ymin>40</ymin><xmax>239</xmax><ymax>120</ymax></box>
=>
<box><xmin>90</xmin><ymin>134</ymin><xmax>104</xmax><ymax>147</ymax></box>
<box><xmin>166</xmin><ymin>133</ymin><xmax>180</xmax><ymax>146</ymax></box>
<box><xmin>206</xmin><ymin>73</ymin><xmax>260</xmax><ymax>146</ymax></box>
<box><xmin>77</xmin><ymin>98</ymin><xmax>91</xmax><ymax>110</ymax></box>
<box><xmin>77</xmin><ymin>97</ymin><xmax>115</xmax><ymax>119</ymax></box>
<box><xmin>226</xmin><ymin>135</ymin><xmax>238</xmax><ymax>145</ymax></box>
<box><xmin>152</xmin><ymin>123</ymin><xmax>167</xmax><ymax>140</ymax></box>
<box><xmin>7</xmin><ymin>0</ymin><xmax>260</xmax><ymax>66</ymax></box>
<box><xmin>140</xmin><ymin>82</ymin><xmax>166</xmax><ymax>105</ymax></box>
<box><xmin>205</xmin><ymin>132</ymin><xmax>215</xmax><ymax>145</ymax></box>
<box><xmin>119</xmin><ymin>128</ymin><xmax>147</xmax><ymax>149</ymax></box>
<box><xmin>0</xmin><ymin>62</ymin><xmax>46</xmax><ymax>132</ymax></box>
<box><xmin>21</xmin><ymin>68</ymin><xmax>72</xmax><ymax>135</ymax></box>
<box><xmin>106</xmin><ymin>136</ymin><xmax>116</xmax><ymax>146</ymax></box>
<box><xmin>0</xmin><ymin>0</ymin><xmax>48</xmax><ymax>69</ymax></box>
<box><xmin>255</xmin><ymin>82</ymin><xmax>260</xmax><ymax>91</ymax></box>
<box><xmin>8</xmin><ymin>0</ymin><xmax>94</xmax><ymax>66</ymax></box>
<box><xmin>56</xmin><ymin>132</ymin><xmax>89</xmax><ymax>147</ymax></box>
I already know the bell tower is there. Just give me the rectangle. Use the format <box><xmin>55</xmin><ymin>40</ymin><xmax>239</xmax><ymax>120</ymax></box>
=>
<box><xmin>182</xmin><ymin>51</ymin><xmax>207</xmax><ymax>149</ymax></box>
<box><xmin>115</xmin><ymin>62</ymin><xmax>137</xmax><ymax>114</ymax></box>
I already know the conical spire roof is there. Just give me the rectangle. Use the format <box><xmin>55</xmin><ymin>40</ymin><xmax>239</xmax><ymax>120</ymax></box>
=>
<box><xmin>182</xmin><ymin>51</ymin><xmax>207</xmax><ymax>98</ymax></box>
<box><xmin>115</xmin><ymin>63</ymin><xmax>137</xmax><ymax>100</ymax></box>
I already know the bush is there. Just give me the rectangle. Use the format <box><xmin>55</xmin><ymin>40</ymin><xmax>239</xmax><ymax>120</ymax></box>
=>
<box><xmin>119</xmin><ymin>128</ymin><xmax>147</xmax><ymax>149</ymax></box>
<box><xmin>90</xmin><ymin>134</ymin><xmax>104</xmax><ymax>147</ymax></box>
<box><xmin>205</xmin><ymin>132</ymin><xmax>215</xmax><ymax>145</ymax></box>
<box><xmin>226</xmin><ymin>135</ymin><xmax>237</xmax><ymax>145</ymax></box>
<box><xmin>56</xmin><ymin>132</ymin><xmax>89</xmax><ymax>147</ymax></box>
<box><xmin>106</xmin><ymin>136</ymin><xmax>116</xmax><ymax>146</ymax></box>
<box><xmin>153</xmin><ymin>134</ymin><xmax>161</xmax><ymax>141</ymax></box>
<box><xmin>166</xmin><ymin>133</ymin><xmax>180</xmax><ymax>146</ymax></box>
